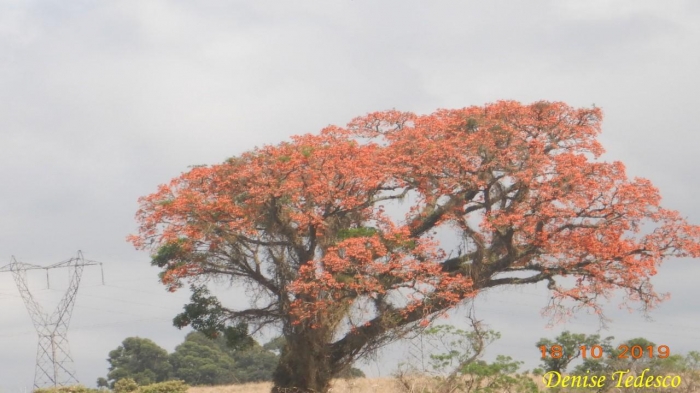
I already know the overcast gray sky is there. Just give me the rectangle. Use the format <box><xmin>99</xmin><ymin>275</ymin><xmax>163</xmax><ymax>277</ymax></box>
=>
<box><xmin>1</xmin><ymin>1</ymin><xmax>700</xmax><ymax>390</ymax></box>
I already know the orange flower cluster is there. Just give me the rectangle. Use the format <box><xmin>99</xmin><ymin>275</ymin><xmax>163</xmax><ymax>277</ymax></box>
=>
<box><xmin>129</xmin><ymin>101</ymin><xmax>700</xmax><ymax>328</ymax></box>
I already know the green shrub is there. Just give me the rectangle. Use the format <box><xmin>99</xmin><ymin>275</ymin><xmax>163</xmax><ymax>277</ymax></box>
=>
<box><xmin>138</xmin><ymin>380</ymin><xmax>188</xmax><ymax>393</ymax></box>
<box><xmin>114</xmin><ymin>378</ymin><xmax>139</xmax><ymax>393</ymax></box>
<box><xmin>33</xmin><ymin>386</ymin><xmax>101</xmax><ymax>393</ymax></box>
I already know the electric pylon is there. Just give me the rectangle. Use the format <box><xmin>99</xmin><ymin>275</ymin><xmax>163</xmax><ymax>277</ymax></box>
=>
<box><xmin>0</xmin><ymin>251</ymin><xmax>103</xmax><ymax>389</ymax></box>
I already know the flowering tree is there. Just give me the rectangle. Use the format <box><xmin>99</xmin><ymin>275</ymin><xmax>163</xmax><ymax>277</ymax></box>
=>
<box><xmin>129</xmin><ymin>101</ymin><xmax>700</xmax><ymax>393</ymax></box>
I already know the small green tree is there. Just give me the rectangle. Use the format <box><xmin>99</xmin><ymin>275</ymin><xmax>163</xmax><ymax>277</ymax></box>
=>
<box><xmin>395</xmin><ymin>319</ymin><xmax>539</xmax><ymax>393</ymax></box>
<box><xmin>460</xmin><ymin>356</ymin><xmax>540</xmax><ymax>393</ymax></box>
<box><xmin>102</xmin><ymin>337</ymin><xmax>172</xmax><ymax>388</ymax></box>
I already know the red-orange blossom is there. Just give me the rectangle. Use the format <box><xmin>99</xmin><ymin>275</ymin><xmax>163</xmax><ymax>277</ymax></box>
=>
<box><xmin>129</xmin><ymin>101</ymin><xmax>700</xmax><ymax>392</ymax></box>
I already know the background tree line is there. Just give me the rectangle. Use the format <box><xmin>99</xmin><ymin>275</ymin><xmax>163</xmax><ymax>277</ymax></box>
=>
<box><xmin>53</xmin><ymin>320</ymin><xmax>700</xmax><ymax>392</ymax></box>
<box><xmin>393</xmin><ymin>321</ymin><xmax>700</xmax><ymax>393</ymax></box>
<box><xmin>96</xmin><ymin>332</ymin><xmax>365</xmax><ymax>388</ymax></box>
<box><xmin>533</xmin><ymin>331</ymin><xmax>700</xmax><ymax>392</ymax></box>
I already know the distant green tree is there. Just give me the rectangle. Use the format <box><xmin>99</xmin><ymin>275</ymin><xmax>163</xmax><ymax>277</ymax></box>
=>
<box><xmin>169</xmin><ymin>331</ymin><xmax>278</xmax><ymax>384</ymax></box>
<box><xmin>101</xmin><ymin>337</ymin><xmax>172</xmax><ymax>388</ymax></box>
<box><xmin>536</xmin><ymin>331</ymin><xmax>614</xmax><ymax>374</ymax></box>
<box><xmin>96</xmin><ymin>377</ymin><xmax>109</xmax><ymax>388</ymax></box>
<box><xmin>262</xmin><ymin>336</ymin><xmax>286</xmax><ymax>354</ymax></box>
<box><xmin>230</xmin><ymin>344</ymin><xmax>280</xmax><ymax>383</ymax></box>
<box><xmin>607</xmin><ymin>337</ymin><xmax>657</xmax><ymax>372</ymax></box>
<box><xmin>565</xmin><ymin>336</ymin><xmax>658</xmax><ymax>378</ymax></box>
<box><xmin>337</xmin><ymin>365</ymin><xmax>366</xmax><ymax>379</ymax></box>
<box><xmin>169</xmin><ymin>333</ymin><xmax>238</xmax><ymax>385</ymax></box>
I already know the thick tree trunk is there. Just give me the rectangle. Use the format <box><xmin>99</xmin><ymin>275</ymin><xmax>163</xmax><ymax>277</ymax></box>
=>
<box><xmin>271</xmin><ymin>333</ymin><xmax>334</xmax><ymax>393</ymax></box>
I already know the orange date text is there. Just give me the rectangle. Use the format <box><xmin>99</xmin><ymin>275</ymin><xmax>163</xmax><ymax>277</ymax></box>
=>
<box><xmin>539</xmin><ymin>344</ymin><xmax>670</xmax><ymax>360</ymax></box>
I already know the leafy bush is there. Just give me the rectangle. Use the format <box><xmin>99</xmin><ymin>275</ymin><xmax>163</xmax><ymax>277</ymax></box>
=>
<box><xmin>460</xmin><ymin>356</ymin><xmax>540</xmax><ymax>393</ymax></box>
<box><xmin>110</xmin><ymin>379</ymin><xmax>188</xmax><ymax>393</ymax></box>
<box><xmin>33</xmin><ymin>386</ymin><xmax>101</xmax><ymax>393</ymax></box>
<box><xmin>114</xmin><ymin>378</ymin><xmax>139</xmax><ymax>393</ymax></box>
<box><xmin>138</xmin><ymin>380</ymin><xmax>188</xmax><ymax>393</ymax></box>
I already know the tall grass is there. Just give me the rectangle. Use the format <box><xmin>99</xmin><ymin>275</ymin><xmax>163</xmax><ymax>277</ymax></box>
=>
<box><xmin>187</xmin><ymin>377</ymin><xmax>396</xmax><ymax>393</ymax></box>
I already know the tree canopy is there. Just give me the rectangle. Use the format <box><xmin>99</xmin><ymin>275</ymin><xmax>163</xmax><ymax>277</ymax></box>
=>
<box><xmin>99</xmin><ymin>332</ymin><xmax>279</xmax><ymax>387</ymax></box>
<box><xmin>101</xmin><ymin>337</ymin><xmax>172</xmax><ymax>388</ymax></box>
<box><xmin>169</xmin><ymin>333</ymin><xmax>238</xmax><ymax>385</ymax></box>
<box><xmin>129</xmin><ymin>100</ymin><xmax>700</xmax><ymax>393</ymax></box>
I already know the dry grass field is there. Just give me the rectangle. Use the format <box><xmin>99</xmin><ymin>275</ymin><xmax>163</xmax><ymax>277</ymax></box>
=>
<box><xmin>188</xmin><ymin>377</ymin><xmax>405</xmax><ymax>393</ymax></box>
<box><xmin>187</xmin><ymin>371</ymin><xmax>700</xmax><ymax>393</ymax></box>
<box><xmin>188</xmin><ymin>376</ymin><xmax>549</xmax><ymax>393</ymax></box>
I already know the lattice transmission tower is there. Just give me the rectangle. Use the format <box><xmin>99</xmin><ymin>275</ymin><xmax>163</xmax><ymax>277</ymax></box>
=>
<box><xmin>0</xmin><ymin>251</ymin><xmax>104</xmax><ymax>389</ymax></box>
